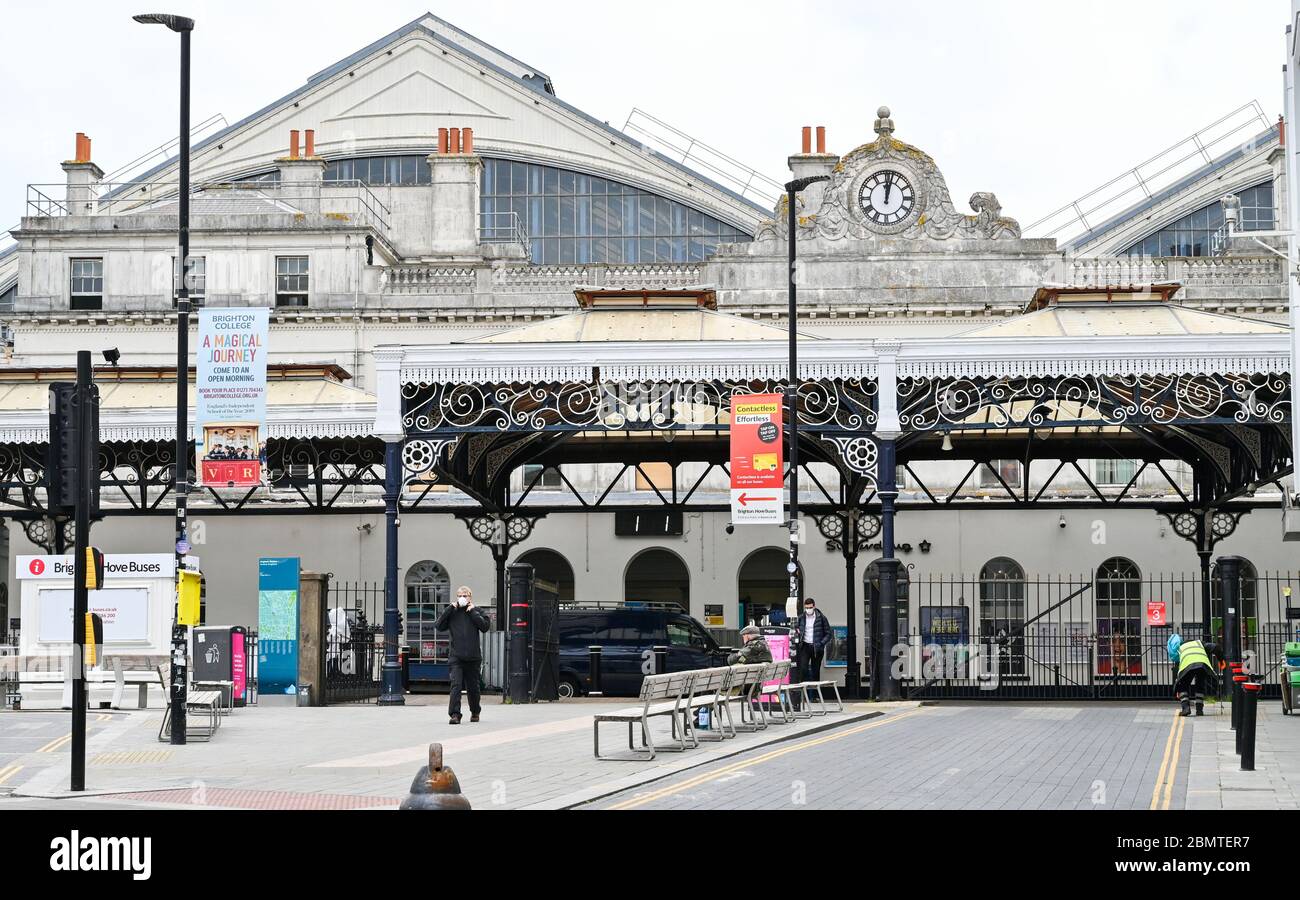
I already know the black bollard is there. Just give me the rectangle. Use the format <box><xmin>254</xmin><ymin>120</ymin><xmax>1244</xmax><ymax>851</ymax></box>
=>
<box><xmin>588</xmin><ymin>645</ymin><xmax>603</xmax><ymax>697</ymax></box>
<box><xmin>1233</xmin><ymin>674</ymin><xmax>1248</xmax><ymax>754</ymax></box>
<box><xmin>653</xmin><ymin>645</ymin><xmax>668</xmax><ymax>675</ymax></box>
<box><xmin>1240</xmin><ymin>682</ymin><xmax>1261</xmax><ymax>772</ymax></box>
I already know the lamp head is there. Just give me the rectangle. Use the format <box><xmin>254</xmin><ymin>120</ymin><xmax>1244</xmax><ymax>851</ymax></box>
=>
<box><xmin>133</xmin><ymin>13</ymin><xmax>194</xmax><ymax>31</ymax></box>
<box><xmin>101</xmin><ymin>348</ymin><xmax>121</xmax><ymax>367</ymax></box>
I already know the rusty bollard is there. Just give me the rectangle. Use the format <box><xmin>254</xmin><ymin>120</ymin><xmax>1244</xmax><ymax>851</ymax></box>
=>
<box><xmin>399</xmin><ymin>743</ymin><xmax>472</xmax><ymax>810</ymax></box>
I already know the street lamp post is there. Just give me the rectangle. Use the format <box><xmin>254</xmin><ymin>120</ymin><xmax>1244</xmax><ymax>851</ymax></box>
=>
<box><xmin>134</xmin><ymin>12</ymin><xmax>195</xmax><ymax>745</ymax></box>
<box><xmin>783</xmin><ymin>176</ymin><xmax>828</xmax><ymax>630</ymax></box>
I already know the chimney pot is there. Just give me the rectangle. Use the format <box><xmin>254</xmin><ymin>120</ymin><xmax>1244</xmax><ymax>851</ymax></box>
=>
<box><xmin>75</xmin><ymin>133</ymin><xmax>91</xmax><ymax>163</ymax></box>
<box><xmin>289</xmin><ymin>129</ymin><xmax>300</xmax><ymax>159</ymax></box>
<box><xmin>801</xmin><ymin>126</ymin><xmax>812</xmax><ymax>155</ymax></box>
<box><xmin>462</xmin><ymin>127</ymin><xmax>473</xmax><ymax>154</ymax></box>
<box><xmin>816</xmin><ymin>126</ymin><xmax>826</xmax><ymax>154</ymax></box>
<box><xmin>438</xmin><ymin>127</ymin><xmax>449</xmax><ymax>154</ymax></box>
<box><xmin>304</xmin><ymin>129</ymin><xmax>316</xmax><ymax>158</ymax></box>
<box><xmin>450</xmin><ymin>128</ymin><xmax>462</xmax><ymax>154</ymax></box>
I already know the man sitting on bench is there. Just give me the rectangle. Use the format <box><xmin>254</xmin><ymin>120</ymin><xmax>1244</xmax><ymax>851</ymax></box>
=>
<box><xmin>727</xmin><ymin>625</ymin><xmax>772</xmax><ymax>665</ymax></box>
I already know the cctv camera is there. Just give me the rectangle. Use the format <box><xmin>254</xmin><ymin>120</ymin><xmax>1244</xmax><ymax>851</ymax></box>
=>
<box><xmin>725</xmin><ymin>524</ymin><xmax>735</xmax><ymax>535</ymax></box>
<box><xmin>102</xmin><ymin>348</ymin><xmax>121</xmax><ymax>366</ymax></box>
<box><xmin>1058</xmin><ymin>514</ymin><xmax>1067</xmax><ymax>529</ymax></box>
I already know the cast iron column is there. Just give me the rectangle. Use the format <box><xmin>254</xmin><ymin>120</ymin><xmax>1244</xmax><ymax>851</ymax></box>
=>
<box><xmin>1218</xmin><ymin>555</ymin><xmax>1244</xmax><ymax>666</ymax></box>
<box><xmin>876</xmin><ymin>439</ymin><xmax>901</xmax><ymax>700</ymax></box>
<box><xmin>379</xmin><ymin>440</ymin><xmax>404</xmax><ymax>705</ymax></box>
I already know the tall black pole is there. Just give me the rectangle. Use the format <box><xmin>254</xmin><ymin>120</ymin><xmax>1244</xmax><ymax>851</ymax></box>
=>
<box><xmin>133</xmin><ymin>11</ymin><xmax>195</xmax><ymax>743</ymax></box>
<box><xmin>842</xmin><ymin>508</ymin><xmax>860</xmax><ymax>699</ymax></box>
<box><xmin>172</xmin><ymin>23</ymin><xmax>194</xmax><ymax>745</ymax></box>
<box><xmin>876</xmin><ymin>440</ymin><xmax>900</xmax><ymax>700</ymax></box>
<box><xmin>784</xmin><ymin>176</ymin><xmax>827</xmax><ymax>622</ymax></box>
<box><xmin>70</xmin><ymin>351</ymin><xmax>92</xmax><ymax>791</ymax></box>
<box><xmin>378</xmin><ymin>440</ymin><xmax>404</xmax><ymax>704</ymax></box>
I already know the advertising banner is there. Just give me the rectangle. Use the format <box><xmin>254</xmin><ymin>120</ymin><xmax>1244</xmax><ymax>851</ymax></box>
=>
<box><xmin>196</xmin><ymin>308</ymin><xmax>269</xmax><ymax>488</ymax></box>
<box><xmin>729</xmin><ymin>393</ymin><xmax>784</xmax><ymax>525</ymax></box>
<box><xmin>257</xmin><ymin>557</ymin><xmax>300</xmax><ymax>695</ymax></box>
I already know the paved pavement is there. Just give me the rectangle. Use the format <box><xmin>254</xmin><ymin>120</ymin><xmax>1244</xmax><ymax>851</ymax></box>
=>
<box><xmin>4</xmin><ymin>696</ymin><xmax>1297</xmax><ymax>811</ymax></box>
<box><xmin>0</xmin><ymin>695</ymin><xmax>892</xmax><ymax>810</ymax></box>
<box><xmin>585</xmin><ymin>703</ymin><xmax>1199</xmax><ymax>810</ymax></box>
<box><xmin>1185</xmin><ymin>698</ymin><xmax>1300</xmax><ymax>810</ymax></box>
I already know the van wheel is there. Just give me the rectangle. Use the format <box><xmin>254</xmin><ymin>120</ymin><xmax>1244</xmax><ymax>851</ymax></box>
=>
<box><xmin>557</xmin><ymin>677</ymin><xmax>581</xmax><ymax>700</ymax></box>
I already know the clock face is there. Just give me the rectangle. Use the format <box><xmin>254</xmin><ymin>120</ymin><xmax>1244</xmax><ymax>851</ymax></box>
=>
<box><xmin>858</xmin><ymin>170</ymin><xmax>916</xmax><ymax>227</ymax></box>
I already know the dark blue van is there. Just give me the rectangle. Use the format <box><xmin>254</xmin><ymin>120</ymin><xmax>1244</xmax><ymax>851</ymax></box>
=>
<box><xmin>556</xmin><ymin>606</ymin><xmax>729</xmax><ymax>698</ymax></box>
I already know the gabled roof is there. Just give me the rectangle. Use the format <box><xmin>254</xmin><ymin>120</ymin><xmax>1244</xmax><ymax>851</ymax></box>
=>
<box><xmin>959</xmin><ymin>300</ymin><xmax>1287</xmax><ymax>339</ymax></box>
<box><xmin>107</xmin><ymin>14</ymin><xmax>769</xmax><ymax>220</ymax></box>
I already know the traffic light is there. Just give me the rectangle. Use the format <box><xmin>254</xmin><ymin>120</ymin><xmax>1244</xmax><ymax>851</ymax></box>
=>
<box><xmin>47</xmin><ymin>382</ymin><xmax>100</xmax><ymax>515</ymax></box>
<box><xmin>84</xmin><ymin>547</ymin><xmax>105</xmax><ymax>590</ymax></box>
<box><xmin>84</xmin><ymin>612</ymin><xmax>103</xmax><ymax>666</ymax></box>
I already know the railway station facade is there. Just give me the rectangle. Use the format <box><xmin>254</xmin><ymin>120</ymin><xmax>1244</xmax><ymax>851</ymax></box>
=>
<box><xmin>0</xmin><ymin>12</ymin><xmax>1294</xmax><ymax>696</ymax></box>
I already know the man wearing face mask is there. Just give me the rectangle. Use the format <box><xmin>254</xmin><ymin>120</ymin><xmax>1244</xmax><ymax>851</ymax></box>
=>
<box><xmin>436</xmin><ymin>585</ymin><xmax>491</xmax><ymax>724</ymax></box>
<box><xmin>797</xmin><ymin>597</ymin><xmax>832</xmax><ymax>683</ymax></box>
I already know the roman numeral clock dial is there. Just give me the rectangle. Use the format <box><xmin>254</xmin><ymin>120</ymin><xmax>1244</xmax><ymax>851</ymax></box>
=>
<box><xmin>858</xmin><ymin>170</ymin><xmax>915</xmax><ymax>227</ymax></box>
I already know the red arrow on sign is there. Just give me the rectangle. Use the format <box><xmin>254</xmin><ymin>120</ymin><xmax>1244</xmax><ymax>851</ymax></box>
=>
<box><xmin>738</xmin><ymin>493</ymin><xmax>777</xmax><ymax>506</ymax></box>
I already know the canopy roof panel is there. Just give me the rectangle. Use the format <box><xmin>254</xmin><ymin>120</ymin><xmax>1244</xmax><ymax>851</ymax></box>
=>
<box><xmin>471</xmin><ymin>307</ymin><xmax>808</xmax><ymax>345</ymax></box>
<box><xmin>0</xmin><ymin>365</ymin><xmax>375</xmax><ymax>443</ymax></box>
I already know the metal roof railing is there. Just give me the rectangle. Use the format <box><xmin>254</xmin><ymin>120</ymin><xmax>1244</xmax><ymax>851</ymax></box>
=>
<box><xmin>622</xmin><ymin>108</ymin><xmax>784</xmax><ymax>209</ymax></box>
<box><xmin>1025</xmin><ymin>101</ymin><xmax>1274</xmax><ymax>244</ymax></box>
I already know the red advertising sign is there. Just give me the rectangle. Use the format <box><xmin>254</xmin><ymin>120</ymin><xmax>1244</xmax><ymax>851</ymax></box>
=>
<box><xmin>1146</xmin><ymin>601</ymin><xmax>1167</xmax><ymax>627</ymax></box>
<box><xmin>729</xmin><ymin>393</ymin><xmax>784</xmax><ymax>525</ymax></box>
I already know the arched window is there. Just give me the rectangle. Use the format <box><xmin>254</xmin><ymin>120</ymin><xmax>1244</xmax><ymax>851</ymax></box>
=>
<box><xmin>1123</xmin><ymin>181</ymin><xmax>1274</xmax><ymax>257</ymax></box>
<box><xmin>624</xmin><ymin>548</ymin><xmax>689</xmax><ymax>611</ymax></box>
<box><xmin>482</xmin><ymin>159</ymin><xmax>751</xmax><ymax>265</ymax></box>
<box><xmin>405</xmin><ymin>560</ymin><xmax>451</xmax><ymax>665</ymax></box>
<box><xmin>514</xmin><ymin>548</ymin><xmax>575</xmax><ymax>605</ymax></box>
<box><xmin>737</xmin><ymin>547</ymin><xmax>802</xmax><ymax>627</ymax></box>
<box><xmin>979</xmin><ymin>557</ymin><xmax>1026</xmax><ymax>677</ymax></box>
<box><xmin>1096</xmin><ymin>557</ymin><xmax>1142</xmax><ymax>676</ymax></box>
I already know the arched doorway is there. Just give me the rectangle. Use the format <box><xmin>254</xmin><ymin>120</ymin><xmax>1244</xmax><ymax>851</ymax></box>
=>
<box><xmin>515</xmin><ymin>548</ymin><xmax>575</xmax><ymax>604</ymax></box>
<box><xmin>737</xmin><ymin>548</ymin><xmax>802</xmax><ymax>626</ymax></box>
<box><xmin>624</xmin><ymin>548</ymin><xmax>689</xmax><ymax>610</ymax></box>
<box><xmin>404</xmin><ymin>560</ymin><xmax>451</xmax><ymax>675</ymax></box>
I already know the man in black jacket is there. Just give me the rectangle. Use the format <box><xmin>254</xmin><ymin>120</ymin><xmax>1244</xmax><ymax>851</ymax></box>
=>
<box><xmin>435</xmin><ymin>586</ymin><xmax>491</xmax><ymax>724</ymax></box>
<box><xmin>796</xmin><ymin>597</ymin><xmax>833</xmax><ymax>683</ymax></box>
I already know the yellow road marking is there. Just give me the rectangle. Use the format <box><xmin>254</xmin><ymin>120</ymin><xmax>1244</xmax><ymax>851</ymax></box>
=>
<box><xmin>606</xmin><ymin>708</ymin><xmax>928</xmax><ymax>810</ymax></box>
<box><xmin>1150</xmin><ymin>711</ymin><xmax>1186</xmax><ymax>810</ymax></box>
<box><xmin>0</xmin><ymin>765</ymin><xmax>22</xmax><ymax>785</ymax></box>
<box><xmin>36</xmin><ymin>733</ymin><xmax>72</xmax><ymax>753</ymax></box>
<box><xmin>96</xmin><ymin>714</ymin><xmax>112</xmax><ymax>722</ymax></box>
<box><xmin>1163</xmin><ymin>714</ymin><xmax>1186</xmax><ymax>810</ymax></box>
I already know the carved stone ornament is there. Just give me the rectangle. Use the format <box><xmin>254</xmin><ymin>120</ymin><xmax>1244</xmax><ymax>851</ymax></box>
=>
<box><xmin>755</xmin><ymin>106</ymin><xmax>1022</xmax><ymax>243</ymax></box>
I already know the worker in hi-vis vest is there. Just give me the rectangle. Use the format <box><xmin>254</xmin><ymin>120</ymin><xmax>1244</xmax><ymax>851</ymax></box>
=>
<box><xmin>1167</xmin><ymin>634</ymin><xmax>1222</xmax><ymax>717</ymax></box>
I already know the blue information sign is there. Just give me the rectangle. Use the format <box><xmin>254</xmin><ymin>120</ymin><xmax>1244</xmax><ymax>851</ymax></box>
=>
<box><xmin>257</xmin><ymin>557</ymin><xmax>300</xmax><ymax>694</ymax></box>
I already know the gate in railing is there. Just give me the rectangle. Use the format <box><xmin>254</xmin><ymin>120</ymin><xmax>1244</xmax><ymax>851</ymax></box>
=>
<box><xmin>873</xmin><ymin>570</ymin><xmax>1300</xmax><ymax>701</ymax></box>
<box><xmin>323</xmin><ymin>580</ymin><xmax>383</xmax><ymax>704</ymax></box>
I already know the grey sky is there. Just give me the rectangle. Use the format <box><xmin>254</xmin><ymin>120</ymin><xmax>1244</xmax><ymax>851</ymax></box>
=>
<box><xmin>0</xmin><ymin>0</ymin><xmax>1284</xmax><ymax>241</ymax></box>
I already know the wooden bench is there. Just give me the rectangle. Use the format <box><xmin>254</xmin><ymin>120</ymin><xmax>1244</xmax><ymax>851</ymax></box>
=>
<box><xmin>593</xmin><ymin>671</ymin><xmax>694</xmax><ymax>760</ymax></box>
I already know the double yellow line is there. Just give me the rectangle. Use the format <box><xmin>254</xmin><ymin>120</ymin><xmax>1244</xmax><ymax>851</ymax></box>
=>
<box><xmin>0</xmin><ymin>765</ymin><xmax>22</xmax><ymax>785</ymax></box>
<box><xmin>606</xmin><ymin>708</ymin><xmax>927</xmax><ymax>810</ymax></box>
<box><xmin>36</xmin><ymin>732</ymin><xmax>72</xmax><ymax>754</ymax></box>
<box><xmin>1150</xmin><ymin>711</ymin><xmax>1186</xmax><ymax>810</ymax></box>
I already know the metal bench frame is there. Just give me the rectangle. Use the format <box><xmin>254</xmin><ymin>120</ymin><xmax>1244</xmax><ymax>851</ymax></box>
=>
<box><xmin>593</xmin><ymin>671</ymin><xmax>694</xmax><ymax>760</ymax></box>
<box><xmin>156</xmin><ymin>666</ymin><xmax>223</xmax><ymax>742</ymax></box>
